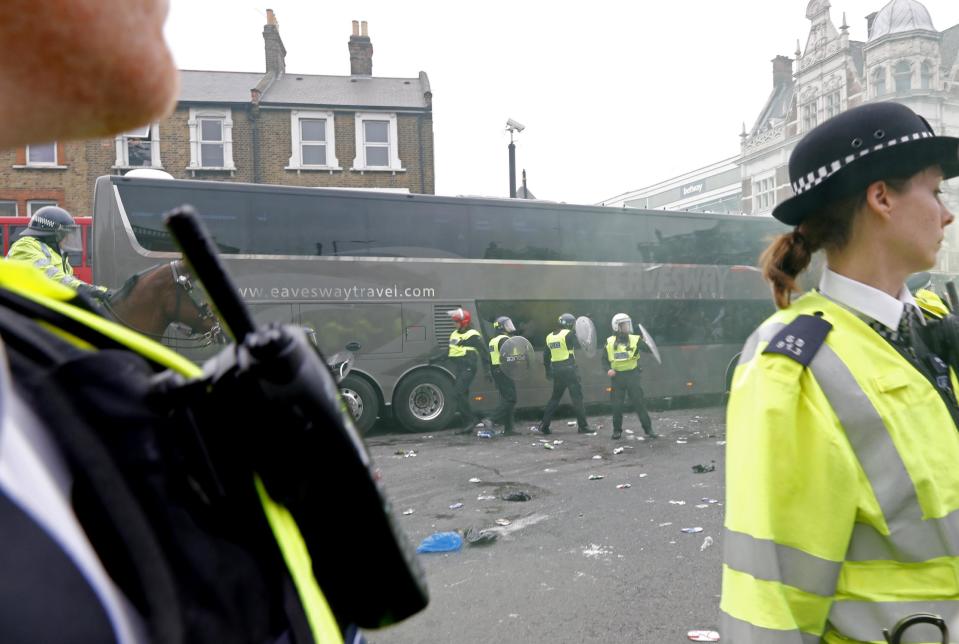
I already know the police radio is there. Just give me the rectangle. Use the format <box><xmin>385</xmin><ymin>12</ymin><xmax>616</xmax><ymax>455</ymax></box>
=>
<box><xmin>165</xmin><ymin>206</ymin><xmax>428</xmax><ymax>628</ymax></box>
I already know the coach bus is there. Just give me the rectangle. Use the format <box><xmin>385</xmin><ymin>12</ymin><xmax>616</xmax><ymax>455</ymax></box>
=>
<box><xmin>92</xmin><ymin>174</ymin><xmax>788</xmax><ymax>434</ymax></box>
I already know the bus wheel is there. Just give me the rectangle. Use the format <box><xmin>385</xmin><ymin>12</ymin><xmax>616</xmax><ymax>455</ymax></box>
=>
<box><xmin>394</xmin><ymin>370</ymin><xmax>456</xmax><ymax>433</ymax></box>
<box><xmin>340</xmin><ymin>375</ymin><xmax>380</xmax><ymax>435</ymax></box>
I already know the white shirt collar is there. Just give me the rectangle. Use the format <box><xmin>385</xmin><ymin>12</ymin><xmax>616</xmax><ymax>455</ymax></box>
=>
<box><xmin>819</xmin><ymin>267</ymin><xmax>918</xmax><ymax>332</ymax></box>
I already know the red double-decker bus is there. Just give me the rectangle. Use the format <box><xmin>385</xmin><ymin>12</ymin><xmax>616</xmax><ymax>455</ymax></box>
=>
<box><xmin>0</xmin><ymin>216</ymin><xmax>94</xmax><ymax>283</ymax></box>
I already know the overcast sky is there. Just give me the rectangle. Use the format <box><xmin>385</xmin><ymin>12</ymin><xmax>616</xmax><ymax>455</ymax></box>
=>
<box><xmin>164</xmin><ymin>0</ymin><xmax>959</xmax><ymax>205</ymax></box>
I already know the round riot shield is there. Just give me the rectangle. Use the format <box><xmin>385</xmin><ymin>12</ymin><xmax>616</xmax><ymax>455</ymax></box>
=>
<box><xmin>637</xmin><ymin>323</ymin><xmax>662</xmax><ymax>365</ymax></box>
<box><xmin>499</xmin><ymin>335</ymin><xmax>534</xmax><ymax>381</ymax></box>
<box><xmin>575</xmin><ymin>316</ymin><xmax>597</xmax><ymax>358</ymax></box>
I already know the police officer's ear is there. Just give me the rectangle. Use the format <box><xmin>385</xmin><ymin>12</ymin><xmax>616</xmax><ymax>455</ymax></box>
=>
<box><xmin>864</xmin><ymin>179</ymin><xmax>898</xmax><ymax>224</ymax></box>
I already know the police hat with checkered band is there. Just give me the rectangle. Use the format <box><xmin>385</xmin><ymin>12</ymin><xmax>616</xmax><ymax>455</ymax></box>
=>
<box><xmin>772</xmin><ymin>101</ymin><xmax>959</xmax><ymax>226</ymax></box>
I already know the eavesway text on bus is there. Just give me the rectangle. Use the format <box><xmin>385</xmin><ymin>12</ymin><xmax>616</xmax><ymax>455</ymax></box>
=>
<box><xmin>237</xmin><ymin>284</ymin><xmax>437</xmax><ymax>301</ymax></box>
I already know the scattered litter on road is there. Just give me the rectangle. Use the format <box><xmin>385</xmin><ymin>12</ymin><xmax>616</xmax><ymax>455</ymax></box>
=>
<box><xmin>502</xmin><ymin>491</ymin><xmax>531</xmax><ymax>502</ymax></box>
<box><xmin>588</xmin><ymin>474</ymin><xmax>605</xmax><ymax>480</ymax></box>
<box><xmin>692</xmin><ymin>462</ymin><xmax>716</xmax><ymax>474</ymax></box>
<box><xmin>394</xmin><ymin>449</ymin><xmax>417</xmax><ymax>458</ymax></box>
<box><xmin>567</xmin><ymin>421</ymin><xmax>577</xmax><ymax>426</ymax></box>
<box><xmin>669</xmin><ymin>500</ymin><xmax>686</xmax><ymax>505</ymax></box>
<box><xmin>625</xmin><ymin>429</ymin><xmax>634</xmax><ymax>434</ymax></box>
<box><xmin>449</xmin><ymin>502</ymin><xmax>464</xmax><ymax>510</ymax></box>
<box><xmin>716</xmin><ymin>441</ymin><xmax>726</xmax><ymax>446</ymax></box>
<box><xmin>595</xmin><ymin>425</ymin><xmax>603</xmax><ymax>430</ymax></box>
<box><xmin>544</xmin><ymin>443</ymin><xmax>555</xmax><ymax>450</ymax></box>
<box><xmin>637</xmin><ymin>436</ymin><xmax>646</xmax><ymax>441</ymax></box>
<box><xmin>676</xmin><ymin>440</ymin><xmax>688</xmax><ymax>444</ymax></box>
<box><xmin>681</xmin><ymin>527</ymin><xmax>704</xmax><ymax>534</ymax></box>
<box><xmin>582</xmin><ymin>543</ymin><xmax>613</xmax><ymax>559</ymax></box>
<box><xmin>495</xmin><ymin>518</ymin><xmax>512</xmax><ymax>526</ymax></box>
<box><xmin>639</xmin><ymin>473</ymin><xmax>648</xmax><ymax>478</ymax></box>
<box><xmin>477</xmin><ymin>495</ymin><xmax>496</xmax><ymax>501</ymax></box>
<box><xmin>702</xmin><ymin>498</ymin><xmax>720</xmax><ymax>504</ymax></box>
<box><xmin>687</xmin><ymin>629</ymin><xmax>721</xmax><ymax>641</ymax></box>
<box><xmin>416</xmin><ymin>531</ymin><xmax>462</xmax><ymax>553</ymax></box>
<box><xmin>658</xmin><ymin>522</ymin><xmax>673</xmax><ymax>527</ymax></box>
<box><xmin>477</xmin><ymin>430</ymin><xmax>493</xmax><ymax>439</ymax></box>
<box><xmin>553</xmin><ymin>440</ymin><xmax>564</xmax><ymax>445</ymax></box>
<box><xmin>463</xmin><ymin>526</ymin><xmax>498</xmax><ymax>546</ymax></box>
<box><xmin>700</xmin><ymin>536</ymin><xmax>714</xmax><ymax>551</ymax></box>
<box><xmin>592</xmin><ymin>455</ymin><xmax>603</xmax><ymax>460</ymax></box>
<box><xmin>402</xmin><ymin>508</ymin><xmax>415</xmax><ymax>516</ymax></box>
<box><xmin>469</xmin><ymin>477</ymin><xmax>481</xmax><ymax>483</ymax></box>
<box><xmin>613</xmin><ymin>447</ymin><xmax>625</xmax><ymax>455</ymax></box>
<box><xmin>616</xmin><ymin>483</ymin><xmax>631</xmax><ymax>489</ymax></box>
<box><xmin>695</xmin><ymin>504</ymin><xmax>710</xmax><ymax>509</ymax></box>
<box><xmin>543</xmin><ymin>468</ymin><xmax>558</xmax><ymax>473</ymax></box>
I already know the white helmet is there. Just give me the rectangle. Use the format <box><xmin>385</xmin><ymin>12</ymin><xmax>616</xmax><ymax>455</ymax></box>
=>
<box><xmin>611</xmin><ymin>313</ymin><xmax>633</xmax><ymax>334</ymax></box>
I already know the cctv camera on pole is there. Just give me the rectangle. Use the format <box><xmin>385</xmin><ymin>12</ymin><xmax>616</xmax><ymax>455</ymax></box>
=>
<box><xmin>506</xmin><ymin>119</ymin><xmax>525</xmax><ymax>199</ymax></box>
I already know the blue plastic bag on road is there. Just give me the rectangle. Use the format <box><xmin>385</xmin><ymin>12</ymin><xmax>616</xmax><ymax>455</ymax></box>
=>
<box><xmin>416</xmin><ymin>531</ymin><xmax>463</xmax><ymax>553</ymax></box>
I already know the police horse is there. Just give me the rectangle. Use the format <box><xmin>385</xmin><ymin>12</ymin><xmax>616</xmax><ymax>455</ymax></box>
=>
<box><xmin>103</xmin><ymin>260</ymin><xmax>222</xmax><ymax>344</ymax></box>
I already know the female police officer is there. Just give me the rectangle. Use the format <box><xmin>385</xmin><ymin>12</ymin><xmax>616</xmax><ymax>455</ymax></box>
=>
<box><xmin>721</xmin><ymin>101</ymin><xmax>959</xmax><ymax>643</ymax></box>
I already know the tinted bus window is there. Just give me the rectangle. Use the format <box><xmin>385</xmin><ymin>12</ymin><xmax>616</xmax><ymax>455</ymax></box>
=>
<box><xmin>366</xmin><ymin>201</ymin><xmax>467</xmax><ymax>258</ymax></box>
<box><xmin>560</xmin><ymin>211</ymin><xmax>648</xmax><ymax>262</ymax></box>
<box><xmin>469</xmin><ymin>205</ymin><xmax>562</xmax><ymax>261</ymax></box>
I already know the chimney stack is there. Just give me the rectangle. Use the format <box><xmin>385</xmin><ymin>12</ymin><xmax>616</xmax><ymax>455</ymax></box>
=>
<box><xmin>349</xmin><ymin>20</ymin><xmax>373</xmax><ymax>76</ymax></box>
<box><xmin>263</xmin><ymin>8</ymin><xmax>286</xmax><ymax>75</ymax></box>
<box><xmin>772</xmin><ymin>55</ymin><xmax>793</xmax><ymax>88</ymax></box>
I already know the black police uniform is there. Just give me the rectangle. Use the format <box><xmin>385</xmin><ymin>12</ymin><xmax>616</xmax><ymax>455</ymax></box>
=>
<box><xmin>488</xmin><ymin>332</ymin><xmax>517</xmax><ymax>434</ymax></box>
<box><xmin>539</xmin><ymin>328</ymin><xmax>589</xmax><ymax>434</ymax></box>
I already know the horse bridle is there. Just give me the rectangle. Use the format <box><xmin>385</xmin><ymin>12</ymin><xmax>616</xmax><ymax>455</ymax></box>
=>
<box><xmin>103</xmin><ymin>261</ymin><xmax>223</xmax><ymax>345</ymax></box>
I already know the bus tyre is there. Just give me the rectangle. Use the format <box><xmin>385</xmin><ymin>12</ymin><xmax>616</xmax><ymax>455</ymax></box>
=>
<box><xmin>339</xmin><ymin>375</ymin><xmax>379</xmax><ymax>435</ymax></box>
<box><xmin>394</xmin><ymin>370</ymin><xmax>456</xmax><ymax>433</ymax></box>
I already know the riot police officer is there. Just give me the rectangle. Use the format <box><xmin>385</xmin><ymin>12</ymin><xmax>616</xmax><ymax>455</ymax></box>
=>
<box><xmin>7</xmin><ymin>206</ymin><xmax>110</xmax><ymax>302</ymax></box>
<box><xmin>602</xmin><ymin>313</ymin><xmax>657</xmax><ymax>440</ymax></box>
<box><xmin>487</xmin><ymin>316</ymin><xmax>518</xmax><ymax>435</ymax></box>
<box><xmin>537</xmin><ymin>313</ymin><xmax>590</xmax><ymax>434</ymax></box>
<box><xmin>446</xmin><ymin>307</ymin><xmax>491</xmax><ymax>434</ymax></box>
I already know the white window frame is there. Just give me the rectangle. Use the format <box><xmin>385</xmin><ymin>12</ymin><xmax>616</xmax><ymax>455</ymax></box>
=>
<box><xmin>0</xmin><ymin>201</ymin><xmax>17</xmax><ymax>217</ymax></box>
<box><xmin>753</xmin><ymin>173</ymin><xmax>776</xmax><ymax>213</ymax></box>
<box><xmin>801</xmin><ymin>101</ymin><xmax>818</xmax><ymax>132</ymax></box>
<box><xmin>28</xmin><ymin>200</ymin><xmax>58</xmax><ymax>216</ymax></box>
<box><xmin>872</xmin><ymin>67</ymin><xmax>887</xmax><ymax>97</ymax></box>
<box><xmin>824</xmin><ymin>90</ymin><xmax>841</xmax><ymax>119</ymax></box>
<box><xmin>114</xmin><ymin>124</ymin><xmax>162</xmax><ymax>169</ymax></box>
<box><xmin>287</xmin><ymin>110</ymin><xmax>340</xmax><ymax>170</ymax></box>
<box><xmin>352</xmin><ymin>112</ymin><xmax>404</xmax><ymax>172</ymax></box>
<box><xmin>26</xmin><ymin>142</ymin><xmax>58</xmax><ymax>167</ymax></box>
<box><xmin>894</xmin><ymin>60</ymin><xmax>912</xmax><ymax>93</ymax></box>
<box><xmin>187</xmin><ymin>107</ymin><xmax>235</xmax><ymax>170</ymax></box>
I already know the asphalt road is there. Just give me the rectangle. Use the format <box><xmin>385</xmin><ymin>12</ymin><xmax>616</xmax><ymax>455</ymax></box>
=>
<box><xmin>364</xmin><ymin>405</ymin><xmax>727</xmax><ymax>644</ymax></box>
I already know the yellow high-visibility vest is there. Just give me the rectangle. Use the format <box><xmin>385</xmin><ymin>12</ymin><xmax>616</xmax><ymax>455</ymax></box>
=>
<box><xmin>605</xmin><ymin>334</ymin><xmax>640</xmax><ymax>372</ymax></box>
<box><xmin>489</xmin><ymin>333</ymin><xmax>509</xmax><ymax>366</ymax></box>
<box><xmin>545</xmin><ymin>329</ymin><xmax>574</xmax><ymax>362</ymax></box>
<box><xmin>723</xmin><ymin>290</ymin><xmax>959</xmax><ymax>644</ymax></box>
<box><xmin>448</xmin><ymin>328</ymin><xmax>480</xmax><ymax>358</ymax></box>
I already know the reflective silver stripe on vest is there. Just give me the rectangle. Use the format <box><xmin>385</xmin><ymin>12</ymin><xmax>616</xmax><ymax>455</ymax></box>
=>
<box><xmin>808</xmin><ymin>344</ymin><xmax>959</xmax><ymax>562</ymax></box>
<box><xmin>724</xmin><ymin>528</ymin><xmax>841</xmax><ymax>597</ymax></box>
<box><xmin>721</xmin><ymin>613</ymin><xmax>821</xmax><ymax>644</ymax></box>
<box><xmin>828</xmin><ymin>600</ymin><xmax>959</xmax><ymax>643</ymax></box>
<box><xmin>44</xmin><ymin>267</ymin><xmax>59</xmax><ymax>279</ymax></box>
<box><xmin>738</xmin><ymin>322</ymin><xmax>786</xmax><ymax>367</ymax></box>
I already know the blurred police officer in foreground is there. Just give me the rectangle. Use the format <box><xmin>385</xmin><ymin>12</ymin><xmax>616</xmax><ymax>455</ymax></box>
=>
<box><xmin>722</xmin><ymin>102</ymin><xmax>959</xmax><ymax>643</ymax></box>
<box><xmin>7</xmin><ymin>206</ymin><xmax>111</xmax><ymax>302</ymax></box>
<box><xmin>0</xmin><ymin>2</ymin><xmax>405</xmax><ymax>641</ymax></box>
<box><xmin>486</xmin><ymin>316</ymin><xmax>518</xmax><ymax>435</ymax></box>
<box><xmin>601</xmin><ymin>313</ymin><xmax>657</xmax><ymax>440</ymax></box>
<box><xmin>537</xmin><ymin>313</ymin><xmax>590</xmax><ymax>435</ymax></box>
<box><xmin>446</xmin><ymin>307</ymin><xmax>491</xmax><ymax>434</ymax></box>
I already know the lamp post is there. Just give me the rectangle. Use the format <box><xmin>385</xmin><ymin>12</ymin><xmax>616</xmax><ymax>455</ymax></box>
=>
<box><xmin>505</xmin><ymin>118</ymin><xmax>525</xmax><ymax>198</ymax></box>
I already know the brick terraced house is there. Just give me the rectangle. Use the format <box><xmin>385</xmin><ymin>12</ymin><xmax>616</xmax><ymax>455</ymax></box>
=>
<box><xmin>0</xmin><ymin>12</ymin><xmax>435</xmax><ymax>219</ymax></box>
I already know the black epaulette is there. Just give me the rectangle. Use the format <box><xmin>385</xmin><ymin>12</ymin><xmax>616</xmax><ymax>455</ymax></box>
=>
<box><xmin>762</xmin><ymin>313</ymin><xmax>833</xmax><ymax>367</ymax></box>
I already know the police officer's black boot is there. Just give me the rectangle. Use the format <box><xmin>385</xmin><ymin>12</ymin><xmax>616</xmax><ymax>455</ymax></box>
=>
<box><xmin>644</xmin><ymin>426</ymin><xmax>660</xmax><ymax>439</ymax></box>
<box><xmin>611</xmin><ymin>428</ymin><xmax>622</xmax><ymax>440</ymax></box>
